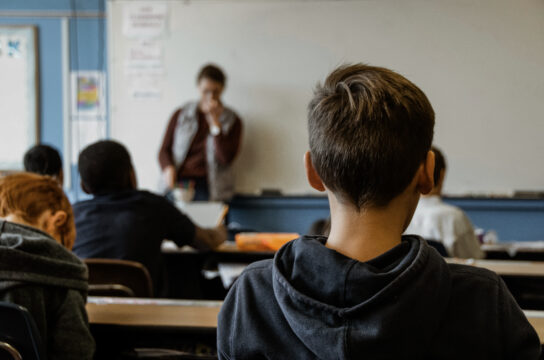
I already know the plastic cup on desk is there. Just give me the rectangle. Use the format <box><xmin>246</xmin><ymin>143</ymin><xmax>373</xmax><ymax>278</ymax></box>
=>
<box><xmin>475</xmin><ymin>228</ymin><xmax>485</xmax><ymax>244</ymax></box>
<box><xmin>172</xmin><ymin>186</ymin><xmax>195</xmax><ymax>203</ymax></box>
<box><xmin>483</xmin><ymin>230</ymin><xmax>498</xmax><ymax>244</ymax></box>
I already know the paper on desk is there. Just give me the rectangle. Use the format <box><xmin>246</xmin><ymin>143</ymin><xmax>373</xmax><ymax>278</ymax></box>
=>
<box><xmin>218</xmin><ymin>263</ymin><xmax>248</xmax><ymax>289</ymax></box>
<box><xmin>88</xmin><ymin>296</ymin><xmax>222</xmax><ymax>307</ymax></box>
<box><xmin>175</xmin><ymin>201</ymin><xmax>227</xmax><ymax>228</ymax></box>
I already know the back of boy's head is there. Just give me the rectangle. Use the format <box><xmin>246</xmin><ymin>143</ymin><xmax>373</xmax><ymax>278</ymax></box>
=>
<box><xmin>308</xmin><ymin>64</ymin><xmax>435</xmax><ymax>209</ymax></box>
<box><xmin>24</xmin><ymin>144</ymin><xmax>62</xmax><ymax>177</ymax></box>
<box><xmin>431</xmin><ymin>146</ymin><xmax>446</xmax><ymax>185</ymax></box>
<box><xmin>78</xmin><ymin>140</ymin><xmax>134</xmax><ymax>194</ymax></box>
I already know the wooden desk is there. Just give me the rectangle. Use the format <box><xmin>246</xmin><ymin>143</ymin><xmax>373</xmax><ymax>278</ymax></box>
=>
<box><xmin>87</xmin><ymin>297</ymin><xmax>222</xmax><ymax>329</ymax></box>
<box><xmin>483</xmin><ymin>242</ymin><xmax>544</xmax><ymax>261</ymax></box>
<box><xmin>86</xmin><ymin>298</ymin><xmax>544</xmax><ymax>346</ymax></box>
<box><xmin>87</xmin><ymin>297</ymin><xmax>222</xmax><ymax>358</ymax></box>
<box><xmin>162</xmin><ymin>241</ymin><xmax>274</xmax><ymax>256</ymax></box>
<box><xmin>525</xmin><ymin>311</ymin><xmax>544</xmax><ymax>344</ymax></box>
<box><xmin>483</xmin><ymin>242</ymin><xmax>544</xmax><ymax>253</ymax></box>
<box><xmin>447</xmin><ymin>259</ymin><xmax>544</xmax><ymax>277</ymax></box>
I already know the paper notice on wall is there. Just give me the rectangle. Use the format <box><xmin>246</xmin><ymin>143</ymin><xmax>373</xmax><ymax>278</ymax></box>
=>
<box><xmin>71</xmin><ymin>71</ymin><xmax>106</xmax><ymax>117</ymax></box>
<box><xmin>122</xmin><ymin>3</ymin><xmax>168</xmax><ymax>38</ymax></box>
<box><xmin>125</xmin><ymin>41</ymin><xmax>164</xmax><ymax>75</ymax></box>
<box><xmin>127</xmin><ymin>75</ymin><xmax>162</xmax><ymax>100</ymax></box>
<box><xmin>71</xmin><ymin>119</ymin><xmax>107</xmax><ymax>164</ymax></box>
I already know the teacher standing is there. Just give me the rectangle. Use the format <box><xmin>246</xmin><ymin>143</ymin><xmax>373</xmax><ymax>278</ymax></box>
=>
<box><xmin>159</xmin><ymin>64</ymin><xmax>243</xmax><ymax>201</ymax></box>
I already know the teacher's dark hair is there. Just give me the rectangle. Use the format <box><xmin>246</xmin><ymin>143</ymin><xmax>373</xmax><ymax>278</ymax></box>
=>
<box><xmin>197</xmin><ymin>64</ymin><xmax>226</xmax><ymax>86</ymax></box>
<box><xmin>78</xmin><ymin>140</ymin><xmax>134</xmax><ymax>194</ymax></box>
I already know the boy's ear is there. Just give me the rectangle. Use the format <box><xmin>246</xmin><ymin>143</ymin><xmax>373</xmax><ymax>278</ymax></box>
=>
<box><xmin>129</xmin><ymin>167</ymin><xmax>138</xmax><ymax>189</ymax></box>
<box><xmin>417</xmin><ymin>150</ymin><xmax>435</xmax><ymax>195</ymax></box>
<box><xmin>80</xmin><ymin>180</ymin><xmax>91</xmax><ymax>194</ymax></box>
<box><xmin>304</xmin><ymin>151</ymin><xmax>326</xmax><ymax>192</ymax></box>
<box><xmin>51</xmin><ymin>210</ymin><xmax>68</xmax><ymax>228</ymax></box>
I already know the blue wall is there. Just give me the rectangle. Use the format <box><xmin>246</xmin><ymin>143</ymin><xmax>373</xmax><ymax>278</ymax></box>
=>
<box><xmin>0</xmin><ymin>0</ymin><xmax>105</xmax><ymax>11</ymax></box>
<box><xmin>0</xmin><ymin>0</ymin><xmax>107</xmax><ymax>200</ymax></box>
<box><xmin>227</xmin><ymin>196</ymin><xmax>544</xmax><ymax>242</ymax></box>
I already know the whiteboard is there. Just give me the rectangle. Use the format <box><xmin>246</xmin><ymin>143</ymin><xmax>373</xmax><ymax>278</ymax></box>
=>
<box><xmin>0</xmin><ymin>26</ymin><xmax>39</xmax><ymax>170</ymax></box>
<box><xmin>108</xmin><ymin>0</ymin><xmax>544</xmax><ymax>196</ymax></box>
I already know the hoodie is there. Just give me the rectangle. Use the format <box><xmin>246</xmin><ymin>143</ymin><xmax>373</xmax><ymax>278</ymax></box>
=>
<box><xmin>0</xmin><ymin>220</ymin><xmax>95</xmax><ymax>359</ymax></box>
<box><xmin>218</xmin><ymin>235</ymin><xmax>540</xmax><ymax>359</ymax></box>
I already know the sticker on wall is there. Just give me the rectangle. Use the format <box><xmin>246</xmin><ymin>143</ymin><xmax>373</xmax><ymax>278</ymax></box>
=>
<box><xmin>71</xmin><ymin>71</ymin><xmax>106</xmax><ymax>117</ymax></box>
<box><xmin>7</xmin><ymin>39</ymin><xmax>22</xmax><ymax>58</ymax></box>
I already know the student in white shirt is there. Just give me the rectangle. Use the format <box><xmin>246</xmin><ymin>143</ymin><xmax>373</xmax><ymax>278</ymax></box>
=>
<box><xmin>406</xmin><ymin>147</ymin><xmax>484</xmax><ymax>259</ymax></box>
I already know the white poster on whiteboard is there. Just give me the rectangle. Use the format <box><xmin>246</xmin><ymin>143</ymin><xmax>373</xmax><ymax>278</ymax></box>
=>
<box><xmin>125</xmin><ymin>41</ymin><xmax>164</xmax><ymax>75</ymax></box>
<box><xmin>0</xmin><ymin>26</ymin><xmax>38</xmax><ymax>171</ymax></box>
<box><xmin>122</xmin><ymin>3</ymin><xmax>168</xmax><ymax>38</ymax></box>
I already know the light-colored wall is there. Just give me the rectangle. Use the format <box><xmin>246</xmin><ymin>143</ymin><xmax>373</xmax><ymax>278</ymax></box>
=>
<box><xmin>109</xmin><ymin>0</ymin><xmax>544</xmax><ymax>196</ymax></box>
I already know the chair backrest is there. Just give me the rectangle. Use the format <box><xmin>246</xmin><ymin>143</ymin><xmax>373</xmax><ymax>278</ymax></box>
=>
<box><xmin>84</xmin><ymin>258</ymin><xmax>154</xmax><ymax>298</ymax></box>
<box><xmin>426</xmin><ymin>239</ymin><xmax>449</xmax><ymax>257</ymax></box>
<box><xmin>0</xmin><ymin>302</ymin><xmax>44</xmax><ymax>360</ymax></box>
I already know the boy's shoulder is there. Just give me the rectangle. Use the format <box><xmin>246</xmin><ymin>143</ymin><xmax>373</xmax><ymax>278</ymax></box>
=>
<box><xmin>235</xmin><ymin>259</ymin><xmax>275</xmax><ymax>288</ymax></box>
<box><xmin>444</xmin><ymin>262</ymin><xmax>504</xmax><ymax>301</ymax></box>
<box><xmin>445</xmin><ymin>262</ymin><xmax>505</xmax><ymax>312</ymax></box>
<box><xmin>73</xmin><ymin>190</ymin><xmax>169</xmax><ymax>208</ymax></box>
<box><xmin>223</xmin><ymin>259</ymin><xmax>275</xmax><ymax>310</ymax></box>
<box><xmin>447</xmin><ymin>262</ymin><xmax>500</xmax><ymax>283</ymax></box>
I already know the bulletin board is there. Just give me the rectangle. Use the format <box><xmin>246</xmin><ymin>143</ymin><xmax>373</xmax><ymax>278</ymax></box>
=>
<box><xmin>0</xmin><ymin>26</ymin><xmax>39</xmax><ymax>171</ymax></box>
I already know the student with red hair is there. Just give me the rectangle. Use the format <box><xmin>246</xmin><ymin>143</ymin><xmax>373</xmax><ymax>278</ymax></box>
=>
<box><xmin>0</xmin><ymin>173</ymin><xmax>94</xmax><ymax>359</ymax></box>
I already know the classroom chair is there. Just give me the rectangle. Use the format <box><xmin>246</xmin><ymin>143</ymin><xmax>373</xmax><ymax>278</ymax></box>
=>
<box><xmin>85</xmin><ymin>259</ymin><xmax>154</xmax><ymax>298</ymax></box>
<box><xmin>0</xmin><ymin>302</ymin><xmax>44</xmax><ymax>360</ymax></box>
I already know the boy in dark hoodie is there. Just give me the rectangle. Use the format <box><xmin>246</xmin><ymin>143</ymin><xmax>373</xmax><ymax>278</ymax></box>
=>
<box><xmin>217</xmin><ymin>64</ymin><xmax>541</xmax><ymax>359</ymax></box>
<box><xmin>0</xmin><ymin>173</ymin><xmax>94</xmax><ymax>359</ymax></box>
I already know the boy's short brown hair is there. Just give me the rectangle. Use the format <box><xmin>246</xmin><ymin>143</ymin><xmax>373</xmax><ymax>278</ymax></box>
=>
<box><xmin>308</xmin><ymin>64</ymin><xmax>435</xmax><ymax>209</ymax></box>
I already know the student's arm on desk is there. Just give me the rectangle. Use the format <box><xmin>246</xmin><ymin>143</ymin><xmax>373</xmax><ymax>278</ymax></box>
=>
<box><xmin>161</xmin><ymin>196</ymin><xmax>227</xmax><ymax>249</ymax></box>
<box><xmin>192</xmin><ymin>225</ymin><xmax>227</xmax><ymax>250</ymax></box>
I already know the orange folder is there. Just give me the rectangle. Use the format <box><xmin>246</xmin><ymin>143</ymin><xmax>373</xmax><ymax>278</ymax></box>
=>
<box><xmin>235</xmin><ymin>232</ymin><xmax>300</xmax><ymax>251</ymax></box>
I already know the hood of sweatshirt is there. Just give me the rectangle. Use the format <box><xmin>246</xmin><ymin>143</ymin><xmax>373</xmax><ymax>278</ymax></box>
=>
<box><xmin>0</xmin><ymin>220</ymin><xmax>88</xmax><ymax>293</ymax></box>
<box><xmin>272</xmin><ymin>235</ymin><xmax>451</xmax><ymax>359</ymax></box>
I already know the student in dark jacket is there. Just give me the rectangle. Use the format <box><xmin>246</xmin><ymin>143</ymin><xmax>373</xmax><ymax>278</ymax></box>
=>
<box><xmin>217</xmin><ymin>64</ymin><xmax>541</xmax><ymax>359</ymax></box>
<box><xmin>0</xmin><ymin>173</ymin><xmax>94</xmax><ymax>359</ymax></box>
<box><xmin>72</xmin><ymin>140</ymin><xmax>226</xmax><ymax>296</ymax></box>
